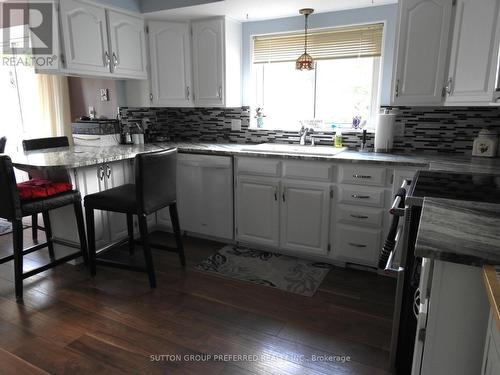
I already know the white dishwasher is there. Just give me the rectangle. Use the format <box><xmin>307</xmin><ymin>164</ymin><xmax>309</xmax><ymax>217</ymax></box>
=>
<box><xmin>167</xmin><ymin>153</ymin><xmax>234</xmax><ymax>240</ymax></box>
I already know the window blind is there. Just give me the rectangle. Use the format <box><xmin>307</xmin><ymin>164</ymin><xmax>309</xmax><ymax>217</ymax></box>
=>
<box><xmin>253</xmin><ymin>23</ymin><xmax>383</xmax><ymax>64</ymax></box>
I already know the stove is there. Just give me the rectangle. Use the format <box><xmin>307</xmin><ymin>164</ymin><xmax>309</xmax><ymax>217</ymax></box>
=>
<box><xmin>408</xmin><ymin>170</ymin><xmax>500</xmax><ymax>206</ymax></box>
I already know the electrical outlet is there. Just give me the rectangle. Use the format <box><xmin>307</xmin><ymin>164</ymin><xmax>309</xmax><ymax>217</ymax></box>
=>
<box><xmin>231</xmin><ymin>119</ymin><xmax>242</xmax><ymax>131</ymax></box>
<box><xmin>100</xmin><ymin>88</ymin><xmax>109</xmax><ymax>101</ymax></box>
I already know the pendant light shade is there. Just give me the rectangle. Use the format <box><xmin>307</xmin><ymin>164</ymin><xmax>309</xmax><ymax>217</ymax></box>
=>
<box><xmin>296</xmin><ymin>8</ymin><xmax>314</xmax><ymax>70</ymax></box>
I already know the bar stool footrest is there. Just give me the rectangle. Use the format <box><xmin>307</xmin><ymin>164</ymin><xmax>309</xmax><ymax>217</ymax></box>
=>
<box><xmin>94</xmin><ymin>258</ymin><xmax>147</xmax><ymax>273</ymax></box>
<box><xmin>0</xmin><ymin>242</ymin><xmax>49</xmax><ymax>265</ymax></box>
<box><xmin>22</xmin><ymin>251</ymin><xmax>84</xmax><ymax>279</ymax></box>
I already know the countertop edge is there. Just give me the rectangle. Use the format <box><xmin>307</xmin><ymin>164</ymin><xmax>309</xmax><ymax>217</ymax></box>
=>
<box><xmin>483</xmin><ymin>265</ymin><xmax>500</xmax><ymax>332</ymax></box>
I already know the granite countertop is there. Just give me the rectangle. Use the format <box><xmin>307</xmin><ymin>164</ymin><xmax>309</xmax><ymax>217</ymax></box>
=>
<box><xmin>9</xmin><ymin>141</ymin><xmax>500</xmax><ymax>172</ymax></box>
<box><xmin>415</xmin><ymin>197</ymin><xmax>500</xmax><ymax>266</ymax></box>
<box><xmin>483</xmin><ymin>265</ymin><xmax>500</xmax><ymax>331</ymax></box>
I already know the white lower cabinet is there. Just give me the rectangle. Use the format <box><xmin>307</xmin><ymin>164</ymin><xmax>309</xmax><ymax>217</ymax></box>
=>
<box><xmin>280</xmin><ymin>182</ymin><xmax>330</xmax><ymax>255</ymax></box>
<box><xmin>76</xmin><ymin>160</ymin><xmax>132</xmax><ymax>249</ymax></box>
<box><xmin>106</xmin><ymin>160</ymin><xmax>134</xmax><ymax>242</ymax></box>
<box><xmin>76</xmin><ymin>164</ymin><xmax>109</xmax><ymax>249</ymax></box>
<box><xmin>234</xmin><ymin>158</ymin><xmax>417</xmax><ymax>267</ymax></box>
<box><xmin>236</xmin><ymin>177</ymin><xmax>280</xmax><ymax>248</ymax></box>
<box><xmin>482</xmin><ymin>311</ymin><xmax>500</xmax><ymax>375</ymax></box>
<box><xmin>333</xmin><ymin>224</ymin><xmax>381</xmax><ymax>266</ymax></box>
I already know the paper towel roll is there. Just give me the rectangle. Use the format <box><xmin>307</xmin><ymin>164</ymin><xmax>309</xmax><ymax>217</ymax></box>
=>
<box><xmin>375</xmin><ymin>113</ymin><xmax>396</xmax><ymax>152</ymax></box>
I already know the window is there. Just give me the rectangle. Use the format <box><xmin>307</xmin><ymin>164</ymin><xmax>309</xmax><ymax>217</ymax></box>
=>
<box><xmin>251</xmin><ymin>23</ymin><xmax>383</xmax><ymax>131</ymax></box>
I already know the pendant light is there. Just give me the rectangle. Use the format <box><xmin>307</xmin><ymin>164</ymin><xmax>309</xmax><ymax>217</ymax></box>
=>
<box><xmin>296</xmin><ymin>8</ymin><xmax>314</xmax><ymax>70</ymax></box>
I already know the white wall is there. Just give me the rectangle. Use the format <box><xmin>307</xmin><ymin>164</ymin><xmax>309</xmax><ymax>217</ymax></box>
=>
<box><xmin>241</xmin><ymin>4</ymin><xmax>398</xmax><ymax>106</ymax></box>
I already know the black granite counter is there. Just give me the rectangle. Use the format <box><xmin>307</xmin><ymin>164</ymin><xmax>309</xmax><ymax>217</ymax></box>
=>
<box><xmin>415</xmin><ymin>198</ymin><xmax>500</xmax><ymax>266</ymax></box>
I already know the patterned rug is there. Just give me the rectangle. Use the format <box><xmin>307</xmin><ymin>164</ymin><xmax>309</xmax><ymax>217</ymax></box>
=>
<box><xmin>195</xmin><ymin>245</ymin><xmax>331</xmax><ymax>296</ymax></box>
<box><xmin>0</xmin><ymin>219</ymin><xmax>29</xmax><ymax>236</ymax></box>
<box><xmin>0</xmin><ymin>220</ymin><xmax>12</xmax><ymax>236</ymax></box>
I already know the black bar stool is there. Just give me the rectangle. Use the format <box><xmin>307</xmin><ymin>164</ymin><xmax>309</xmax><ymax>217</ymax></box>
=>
<box><xmin>0</xmin><ymin>136</ymin><xmax>6</xmax><ymax>153</ymax></box>
<box><xmin>84</xmin><ymin>148</ymin><xmax>185</xmax><ymax>288</ymax></box>
<box><xmin>0</xmin><ymin>155</ymin><xmax>88</xmax><ymax>300</ymax></box>
<box><xmin>22</xmin><ymin>136</ymin><xmax>70</xmax><ymax>241</ymax></box>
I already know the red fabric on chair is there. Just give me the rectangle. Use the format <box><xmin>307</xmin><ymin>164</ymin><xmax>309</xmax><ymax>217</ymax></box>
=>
<box><xmin>17</xmin><ymin>179</ymin><xmax>72</xmax><ymax>200</ymax></box>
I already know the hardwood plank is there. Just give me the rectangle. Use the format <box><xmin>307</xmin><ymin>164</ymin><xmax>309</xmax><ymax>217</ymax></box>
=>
<box><xmin>0</xmin><ymin>232</ymin><xmax>395</xmax><ymax>375</ymax></box>
<box><xmin>0</xmin><ymin>347</ymin><xmax>50</xmax><ymax>375</ymax></box>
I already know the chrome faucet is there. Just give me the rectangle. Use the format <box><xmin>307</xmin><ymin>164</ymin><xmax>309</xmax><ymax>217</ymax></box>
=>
<box><xmin>299</xmin><ymin>126</ymin><xmax>314</xmax><ymax>145</ymax></box>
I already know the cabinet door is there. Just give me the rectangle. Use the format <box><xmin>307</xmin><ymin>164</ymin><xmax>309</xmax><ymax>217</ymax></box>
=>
<box><xmin>77</xmin><ymin>165</ymin><xmax>109</xmax><ymax>249</ymax></box>
<box><xmin>392</xmin><ymin>0</ymin><xmax>453</xmax><ymax>105</ymax></box>
<box><xmin>445</xmin><ymin>0</ymin><xmax>500</xmax><ymax>104</ymax></box>
<box><xmin>236</xmin><ymin>178</ymin><xmax>279</xmax><ymax>247</ymax></box>
<box><xmin>280</xmin><ymin>182</ymin><xmax>330</xmax><ymax>255</ymax></box>
<box><xmin>60</xmin><ymin>0</ymin><xmax>110</xmax><ymax>74</ymax></box>
<box><xmin>106</xmin><ymin>161</ymin><xmax>133</xmax><ymax>242</ymax></box>
<box><xmin>149</xmin><ymin>21</ymin><xmax>193</xmax><ymax>106</ymax></box>
<box><xmin>107</xmin><ymin>10</ymin><xmax>147</xmax><ymax>79</ymax></box>
<box><xmin>482</xmin><ymin>312</ymin><xmax>500</xmax><ymax>375</ymax></box>
<box><xmin>192</xmin><ymin>19</ymin><xmax>224</xmax><ymax>106</ymax></box>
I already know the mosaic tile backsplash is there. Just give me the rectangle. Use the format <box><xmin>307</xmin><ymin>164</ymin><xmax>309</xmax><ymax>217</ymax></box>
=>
<box><xmin>119</xmin><ymin>106</ymin><xmax>500</xmax><ymax>155</ymax></box>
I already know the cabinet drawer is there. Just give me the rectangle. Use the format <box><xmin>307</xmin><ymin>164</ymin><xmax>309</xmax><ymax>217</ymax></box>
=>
<box><xmin>334</xmin><ymin>225</ymin><xmax>381</xmax><ymax>266</ymax></box>
<box><xmin>336</xmin><ymin>205</ymin><xmax>384</xmax><ymax>227</ymax></box>
<box><xmin>339</xmin><ymin>165</ymin><xmax>387</xmax><ymax>186</ymax></box>
<box><xmin>338</xmin><ymin>185</ymin><xmax>386</xmax><ymax>207</ymax></box>
<box><xmin>282</xmin><ymin>160</ymin><xmax>332</xmax><ymax>181</ymax></box>
<box><xmin>237</xmin><ymin>157</ymin><xmax>280</xmax><ymax>177</ymax></box>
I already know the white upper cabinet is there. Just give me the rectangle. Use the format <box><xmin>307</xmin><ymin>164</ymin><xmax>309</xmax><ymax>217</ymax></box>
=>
<box><xmin>445</xmin><ymin>0</ymin><xmax>500</xmax><ymax>105</ymax></box>
<box><xmin>107</xmin><ymin>11</ymin><xmax>147</xmax><ymax>79</ymax></box>
<box><xmin>60</xmin><ymin>0</ymin><xmax>109</xmax><ymax>75</ymax></box>
<box><xmin>192</xmin><ymin>18</ymin><xmax>224</xmax><ymax>106</ymax></box>
<box><xmin>392</xmin><ymin>0</ymin><xmax>454</xmax><ymax>105</ymax></box>
<box><xmin>148</xmin><ymin>21</ymin><xmax>193</xmax><ymax>106</ymax></box>
<box><xmin>191</xmin><ymin>17</ymin><xmax>242</xmax><ymax>107</ymax></box>
<box><xmin>59</xmin><ymin>0</ymin><xmax>146</xmax><ymax>79</ymax></box>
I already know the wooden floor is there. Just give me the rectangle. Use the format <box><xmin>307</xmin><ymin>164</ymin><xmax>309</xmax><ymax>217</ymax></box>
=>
<box><xmin>0</xmin><ymin>226</ymin><xmax>396</xmax><ymax>375</ymax></box>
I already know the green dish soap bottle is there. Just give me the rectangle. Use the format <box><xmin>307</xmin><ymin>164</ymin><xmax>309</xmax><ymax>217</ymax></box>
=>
<box><xmin>332</xmin><ymin>124</ymin><xmax>343</xmax><ymax>148</ymax></box>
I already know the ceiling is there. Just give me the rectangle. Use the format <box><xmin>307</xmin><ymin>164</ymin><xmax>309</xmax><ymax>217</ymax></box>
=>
<box><xmin>144</xmin><ymin>0</ymin><xmax>397</xmax><ymax>22</ymax></box>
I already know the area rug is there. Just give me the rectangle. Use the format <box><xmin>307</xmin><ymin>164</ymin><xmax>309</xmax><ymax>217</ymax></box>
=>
<box><xmin>0</xmin><ymin>219</ymin><xmax>12</xmax><ymax>236</ymax></box>
<box><xmin>195</xmin><ymin>245</ymin><xmax>331</xmax><ymax>296</ymax></box>
<box><xmin>0</xmin><ymin>219</ymin><xmax>29</xmax><ymax>236</ymax></box>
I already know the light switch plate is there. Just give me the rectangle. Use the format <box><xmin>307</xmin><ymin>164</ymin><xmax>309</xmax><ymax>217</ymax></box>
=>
<box><xmin>100</xmin><ymin>88</ymin><xmax>109</xmax><ymax>102</ymax></box>
<box><xmin>231</xmin><ymin>119</ymin><xmax>242</xmax><ymax>131</ymax></box>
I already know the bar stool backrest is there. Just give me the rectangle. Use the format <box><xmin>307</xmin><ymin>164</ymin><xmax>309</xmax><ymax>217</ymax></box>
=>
<box><xmin>135</xmin><ymin>148</ymin><xmax>177</xmax><ymax>215</ymax></box>
<box><xmin>22</xmin><ymin>136</ymin><xmax>69</xmax><ymax>151</ymax></box>
<box><xmin>0</xmin><ymin>137</ymin><xmax>6</xmax><ymax>153</ymax></box>
<box><xmin>0</xmin><ymin>155</ymin><xmax>21</xmax><ymax>220</ymax></box>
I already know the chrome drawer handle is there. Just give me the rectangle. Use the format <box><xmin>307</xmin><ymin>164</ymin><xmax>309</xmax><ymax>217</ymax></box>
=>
<box><xmin>353</xmin><ymin>174</ymin><xmax>372</xmax><ymax>179</ymax></box>
<box><xmin>350</xmin><ymin>214</ymin><xmax>368</xmax><ymax>219</ymax></box>
<box><xmin>349</xmin><ymin>243</ymin><xmax>367</xmax><ymax>248</ymax></box>
<box><xmin>351</xmin><ymin>194</ymin><xmax>370</xmax><ymax>199</ymax></box>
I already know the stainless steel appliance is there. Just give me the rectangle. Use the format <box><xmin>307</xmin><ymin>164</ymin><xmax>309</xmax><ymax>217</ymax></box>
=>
<box><xmin>381</xmin><ymin>170</ymin><xmax>500</xmax><ymax>375</ymax></box>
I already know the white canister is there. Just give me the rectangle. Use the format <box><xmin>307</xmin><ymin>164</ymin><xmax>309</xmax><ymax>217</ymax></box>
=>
<box><xmin>374</xmin><ymin>110</ymin><xmax>396</xmax><ymax>152</ymax></box>
<box><xmin>472</xmin><ymin>128</ymin><xmax>498</xmax><ymax>157</ymax></box>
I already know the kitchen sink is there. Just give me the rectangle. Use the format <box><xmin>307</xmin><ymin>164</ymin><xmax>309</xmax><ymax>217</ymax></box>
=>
<box><xmin>241</xmin><ymin>143</ymin><xmax>347</xmax><ymax>156</ymax></box>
